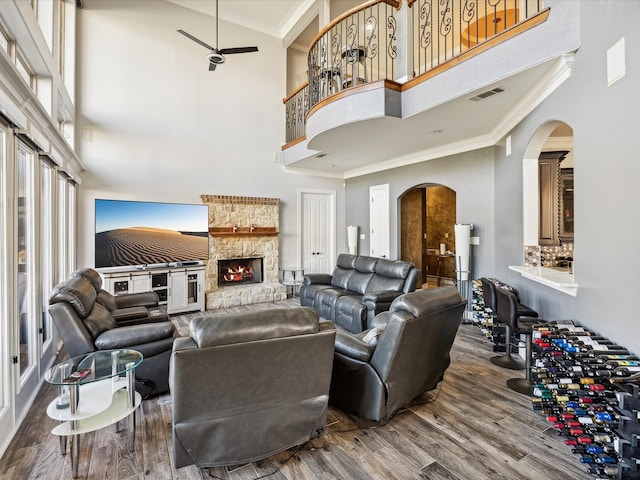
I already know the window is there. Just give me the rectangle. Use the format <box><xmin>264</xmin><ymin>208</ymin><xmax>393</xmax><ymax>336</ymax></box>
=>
<box><xmin>16</xmin><ymin>51</ymin><xmax>36</xmax><ymax>92</ymax></box>
<box><xmin>17</xmin><ymin>140</ymin><xmax>36</xmax><ymax>378</ymax></box>
<box><xmin>40</xmin><ymin>159</ymin><xmax>55</xmax><ymax>349</ymax></box>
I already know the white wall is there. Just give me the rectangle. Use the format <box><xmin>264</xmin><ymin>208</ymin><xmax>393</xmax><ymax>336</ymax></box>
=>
<box><xmin>76</xmin><ymin>0</ymin><xmax>344</xmax><ymax>269</ymax></box>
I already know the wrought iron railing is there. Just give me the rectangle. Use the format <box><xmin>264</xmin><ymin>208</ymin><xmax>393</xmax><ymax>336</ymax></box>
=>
<box><xmin>308</xmin><ymin>0</ymin><xmax>401</xmax><ymax>108</ymax></box>
<box><xmin>283</xmin><ymin>0</ymin><xmax>544</xmax><ymax>145</ymax></box>
<box><xmin>283</xmin><ymin>82</ymin><xmax>309</xmax><ymax>144</ymax></box>
<box><xmin>408</xmin><ymin>0</ymin><xmax>542</xmax><ymax>77</ymax></box>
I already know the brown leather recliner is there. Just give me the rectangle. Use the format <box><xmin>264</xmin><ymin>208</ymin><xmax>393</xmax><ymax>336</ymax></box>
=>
<box><xmin>170</xmin><ymin>307</ymin><xmax>336</xmax><ymax>469</ymax></box>
<box><xmin>329</xmin><ymin>286</ymin><xmax>466</xmax><ymax>422</ymax></box>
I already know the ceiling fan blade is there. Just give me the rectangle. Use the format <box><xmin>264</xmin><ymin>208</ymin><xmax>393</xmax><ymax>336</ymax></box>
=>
<box><xmin>209</xmin><ymin>63</ymin><xmax>217</xmax><ymax>71</ymax></box>
<box><xmin>177</xmin><ymin>29</ymin><xmax>214</xmax><ymax>51</ymax></box>
<box><xmin>219</xmin><ymin>46</ymin><xmax>259</xmax><ymax>55</ymax></box>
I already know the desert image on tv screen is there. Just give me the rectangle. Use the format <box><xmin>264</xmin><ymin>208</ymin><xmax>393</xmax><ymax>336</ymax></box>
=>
<box><xmin>95</xmin><ymin>200</ymin><xmax>209</xmax><ymax>268</ymax></box>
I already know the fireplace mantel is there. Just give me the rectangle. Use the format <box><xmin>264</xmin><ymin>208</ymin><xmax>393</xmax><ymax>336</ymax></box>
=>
<box><xmin>208</xmin><ymin>226</ymin><xmax>278</xmax><ymax>237</ymax></box>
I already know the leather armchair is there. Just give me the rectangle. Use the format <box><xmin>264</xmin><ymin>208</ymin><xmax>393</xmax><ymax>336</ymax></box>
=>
<box><xmin>170</xmin><ymin>307</ymin><xmax>336</xmax><ymax>469</ymax></box>
<box><xmin>71</xmin><ymin>267</ymin><xmax>169</xmax><ymax>326</ymax></box>
<box><xmin>329</xmin><ymin>286</ymin><xmax>466</xmax><ymax>422</ymax></box>
<box><xmin>49</xmin><ymin>275</ymin><xmax>175</xmax><ymax>398</ymax></box>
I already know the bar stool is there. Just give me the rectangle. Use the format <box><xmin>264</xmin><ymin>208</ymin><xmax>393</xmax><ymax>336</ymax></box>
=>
<box><xmin>495</xmin><ymin>286</ymin><xmax>546</xmax><ymax>395</ymax></box>
<box><xmin>341</xmin><ymin>44</ymin><xmax>367</xmax><ymax>88</ymax></box>
<box><xmin>480</xmin><ymin>278</ymin><xmax>538</xmax><ymax>370</ymax></box>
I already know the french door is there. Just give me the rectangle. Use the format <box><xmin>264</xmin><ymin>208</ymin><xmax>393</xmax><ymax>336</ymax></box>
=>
<box><xmin>299</xmin><ymin>189</ymin><xmax>336</xmax><ymax>274</ymax></box>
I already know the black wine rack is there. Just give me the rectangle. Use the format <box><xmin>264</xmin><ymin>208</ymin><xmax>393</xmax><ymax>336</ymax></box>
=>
<box><xmin>531</xmin><ymin>322</ymin><xmax>640</xmax><ymax>479</ymax></box>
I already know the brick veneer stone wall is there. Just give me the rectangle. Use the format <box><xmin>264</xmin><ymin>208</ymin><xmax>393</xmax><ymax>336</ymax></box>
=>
<box><xmin>201</xmin><ymin>195</ymin><xmax>287</xmax><ymax>309</ymax></box>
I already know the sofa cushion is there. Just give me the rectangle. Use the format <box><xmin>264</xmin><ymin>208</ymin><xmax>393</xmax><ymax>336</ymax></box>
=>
<box><xmin>49</xmin><ymin>276</ymin><xmax>97</xmax><ymax>318</ymax></box>
<box><xmin>374</xmin><ymin>258</ymin><xmax>413</xmax><ymax>279</ymax></box>
<box><xmin>331</xmin><ymin>254</ymin><xmax>357</xmax><ymax>289</ymax></box>
<box><xmin>336</xmin><ymin>253</ymin><xmax>357</xmax><ymax>269</ymax></box>
<box><xmin>83</xmin><ymin>303</ymin><xmax>118</xmax><ymax>339</ymax></box>
<box><xmin>190</xmin><ymin>307</ymin><xmax>319</xmax><ymax>348</ymax></box>
<box><xmin>367</xmin><ymin>274</ymin><xmax>405</xmax><ymax>293</ymax></box>
<box><xmin>346</xmin><ymin>270</ymin><xmax>374</xmax><ymax>295</ymax></box>
<box><xmin>354</xmin><ymin>255</ymin><xmax>378</xmax><ymax>273</ymax></box>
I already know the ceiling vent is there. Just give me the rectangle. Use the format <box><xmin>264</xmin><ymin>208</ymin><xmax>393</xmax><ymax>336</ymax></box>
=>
<box><xmin>468</xmin><ymin>87</ymin><xmax>504</xmax><ymax>102</ymax></box>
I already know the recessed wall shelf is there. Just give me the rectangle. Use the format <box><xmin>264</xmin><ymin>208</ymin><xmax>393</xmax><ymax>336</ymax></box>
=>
<box><xmin>208</xmin><ymin>227</ymin><xmax>278</xmax><ymax>237</ymax></box>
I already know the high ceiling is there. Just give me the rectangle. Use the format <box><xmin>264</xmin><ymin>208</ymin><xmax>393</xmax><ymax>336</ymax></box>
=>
<box><xmin>166</xmin><ymin>0</ymin><xmax>315</xmax><ymax>40</ymax></box>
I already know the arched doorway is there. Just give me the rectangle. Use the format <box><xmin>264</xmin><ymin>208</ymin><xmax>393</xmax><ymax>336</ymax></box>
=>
<box><xmin>400</xmin><ymin>184</ymin><xmax>456</xmax><ymax>288</ymax></box>
<box><xmin>523</xmin><ymin>121</ymin><xmax>574</xmax><ymax>271</ymax></box>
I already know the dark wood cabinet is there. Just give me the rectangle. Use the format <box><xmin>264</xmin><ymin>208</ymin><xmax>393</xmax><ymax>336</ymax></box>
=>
<box><xmin>559</xmin><ymin>168</ymin><xmax>574</xmax><ymax>242</ymax></box>
<box><xmin>538</xmin><ymin>151</ymin><xmax>570</xmax><ymax>246</ymax></box>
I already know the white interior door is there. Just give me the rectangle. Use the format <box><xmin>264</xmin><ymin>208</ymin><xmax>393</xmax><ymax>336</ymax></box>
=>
<box><xmin>299</xmin><ymin>190</ymin><xmax>335</xmax><ymax>274</ymax></box>
<box><xmin>369</xmin><ymin>184</ymin><xmax>390</xmax><ymax>258</ymax></box>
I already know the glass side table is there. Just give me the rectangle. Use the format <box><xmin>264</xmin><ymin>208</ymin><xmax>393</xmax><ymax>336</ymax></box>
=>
<box><xmin>45</xmin><ymin>349</ymin><xmax>143</xmax><ymax>478</ymax></box>
<box><xmin>281</xmin><ymin>267</ymin><xmax>304</xmax><ymax>298</ymax></box>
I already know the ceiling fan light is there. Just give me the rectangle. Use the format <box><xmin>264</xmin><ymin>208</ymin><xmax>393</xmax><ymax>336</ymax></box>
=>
<box><xmin>208</xmin><ymin>51</ymin><xmax>225</xmax><ymax>65</ymax></box>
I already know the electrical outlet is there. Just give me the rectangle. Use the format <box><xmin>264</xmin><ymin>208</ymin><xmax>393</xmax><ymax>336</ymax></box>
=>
<box><xmin>360</xmin><ymin>234</ymin><xmax>365</xmax><ymax>240</ymax></box>
<box><xmin>471</xmin><ymin>236</ymin><xmax>480</xmax><ymax>245</ymax></box>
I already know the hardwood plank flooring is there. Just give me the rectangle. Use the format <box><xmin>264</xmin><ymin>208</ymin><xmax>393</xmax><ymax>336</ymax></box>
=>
<box><xmin>0</xmin><ymin>298</ymin><xmax>592</xmax><ymax>479</ymax></box>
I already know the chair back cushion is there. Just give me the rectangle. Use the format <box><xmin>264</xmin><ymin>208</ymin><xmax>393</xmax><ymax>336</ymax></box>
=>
<box><xmin>49</xmin><ymin>276</ymin><xmax>98</xmax><ymax>318</ymax></box>
<box><xmin>83</xmin><ymin>302</ymin><xmax>118</xmax><ymax>339</ymax></box>
<box><xmin>71</xmin><ymin>267</ymin><xmax>103</xmax><ymax>291</ymax></box>
<box><xmin>495</xmin><ymin>286</ymin><xmax>519</xmax><ymax>330</ymax></box>
<box><xmin>190</xmin><ymin>307</ymin><xmax>320</xmax><ymax>348</ymax></box>
<box><xmin>96</xmin><ymin>289</ymin><xmax>118</xmax><ymax>311</ymax></box>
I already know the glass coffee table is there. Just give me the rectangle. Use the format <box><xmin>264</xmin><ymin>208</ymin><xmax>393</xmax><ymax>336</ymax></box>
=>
<box><xmin>45</xmin><ymin>349</ymin><xmax>143</xmax><ymax>478</ymax></box>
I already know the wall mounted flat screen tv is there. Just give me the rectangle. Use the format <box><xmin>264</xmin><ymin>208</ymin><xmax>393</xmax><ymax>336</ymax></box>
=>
<box><xmin>95</xmin><ymin>199</ymin><xmax>209</xmax><ymax>268</ymax></box>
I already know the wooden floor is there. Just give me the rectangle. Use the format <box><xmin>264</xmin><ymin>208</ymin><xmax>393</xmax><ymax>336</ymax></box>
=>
<box><xmin>0</xmin><ymin>298</ymin><xmax>591</xmax><ymax>480</ymax></box>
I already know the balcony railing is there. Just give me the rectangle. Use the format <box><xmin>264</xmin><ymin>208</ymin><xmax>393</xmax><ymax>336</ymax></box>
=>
<box><xmin>409</xmin><ymin>0</ymin><xmax>542</xmax><ymax>77</ymax></box>
<box><xmin>283</xmin><ymin>0</ymin><xmax>544</xmax><ymax>145</ymax></box>
<box><xmin>308</xmin><ymin>0</ymin><xmax>401</xmax><ymax>109</ymax></box>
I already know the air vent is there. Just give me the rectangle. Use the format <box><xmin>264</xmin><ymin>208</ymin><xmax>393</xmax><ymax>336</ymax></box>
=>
<box><xmin>468</xmin><ymin>87</ymin><xmax>504</xmax><ymax>102</ymax></box>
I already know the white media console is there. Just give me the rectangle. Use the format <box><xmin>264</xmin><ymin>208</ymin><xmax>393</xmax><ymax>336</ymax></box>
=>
<box><xmin>99</xmin><ymin>264</ymin><xmax>206</xmax><ymax>314</ymax></box>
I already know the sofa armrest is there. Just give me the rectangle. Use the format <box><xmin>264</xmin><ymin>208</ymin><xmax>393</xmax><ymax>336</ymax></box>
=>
<box><xmin>303</xmin><ymin>273</ymin><xmax>332</xmax><ymax>286</ymax></box>
<box><xmin>362</xmin><ymin>290</ymin><xmax>402</xmax><ymax>313</ymax></box>
<box><xmin>363</xmin><ymin>290</ymin><xmax>403</xmax><ymax>305</ymax></box>
<box><xmin>114</xmin><ymin>291</ymin><xmax>159</xmax><ymax>308</ymax></box>
<box><xmin>334</xmin><ymin>330</ymin><xmax>375</xmax><ymax>363</ymax></box>
<box><xmin>95</xmin><ymin>322</ymin><xmax>174</xmax><ymax>350</ymax></box>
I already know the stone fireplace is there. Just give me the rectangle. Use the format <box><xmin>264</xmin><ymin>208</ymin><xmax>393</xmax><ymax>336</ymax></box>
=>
<box><xmin>200</xmin><ymin>195</ymin><xmax>287</xmax><ymax>309</ymax></box>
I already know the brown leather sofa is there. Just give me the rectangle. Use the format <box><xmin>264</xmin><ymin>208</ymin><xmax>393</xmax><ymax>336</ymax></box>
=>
<box><xmin>170</xmin><ymin>306</ymin><xmax>336</xmax><ymax>469</ymax></box>
<box><xmin>329</xmin><ymin>286</ymin><xmax>466</xmax><ymax>422</ymax></box>
<box><xmin>49</xmin><ymin>273</ymin><xmax>175</xmax><ymax>398</ymax></box>
<box><xmin>300</xmin><ymin>253</ymin><xmax>420</xmax><ymax>333</ymax></box>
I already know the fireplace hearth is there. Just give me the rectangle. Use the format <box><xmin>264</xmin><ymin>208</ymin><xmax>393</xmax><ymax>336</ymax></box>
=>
<box><xmin>218</xmin><ymin>257</ymin><xmax>264</xmax><ymax>287</ymax></box>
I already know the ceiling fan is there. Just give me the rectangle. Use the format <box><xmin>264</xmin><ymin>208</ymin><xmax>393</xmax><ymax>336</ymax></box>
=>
<box><xmin>177</xmin><ymin>0</ymin><xmax>258</xmax><ymax>71</ymax></box>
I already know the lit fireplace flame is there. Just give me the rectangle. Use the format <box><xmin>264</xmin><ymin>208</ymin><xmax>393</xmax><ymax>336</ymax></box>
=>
<box><xmin>224</xmin><ymin>265</ymin><xmax>254</xmax><ymax>282</ymax></box>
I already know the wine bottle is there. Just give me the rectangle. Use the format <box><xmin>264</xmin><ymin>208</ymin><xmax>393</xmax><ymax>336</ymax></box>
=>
<box><xmin>610</xmin><ymin>371</ymin><xmax>640</xmax><ymax>383</ymax></box>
